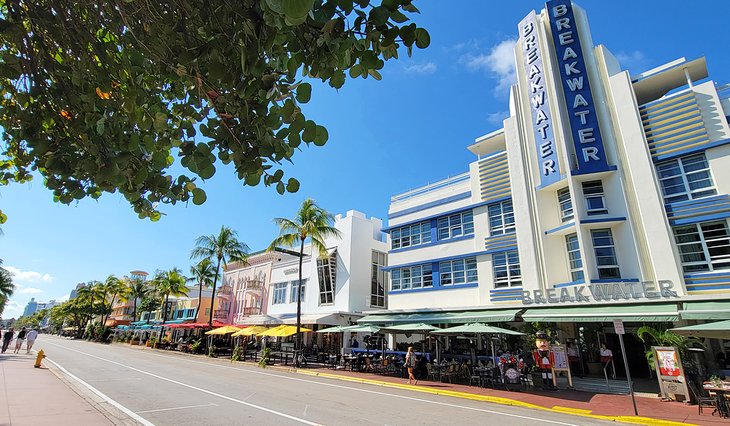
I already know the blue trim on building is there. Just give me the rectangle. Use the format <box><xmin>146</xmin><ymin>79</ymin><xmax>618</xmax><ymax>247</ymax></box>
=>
<box><xmin>684</xmin><ymin>271</ymin><xmax>730</xmax><ymax>279</ymax></box>
<box><xmin>665</xmin><ymin>194</ymin><xmax>730</xmax><ymax>226</ymax></box>
<box><xmin>384</xmin><ymin>197</ymin><xmax>511</xmax><ymax>232</ymax></box>
<box><xmin>545</xmin><ymin>222</ymin><xmax>576</xmax><ymax>235</ymax></box>
<box><xmin>554</xmin><ymin>279</ymin><xmax>586</xmax><ymax>288</ymax></box>
<box><xmin>389</xmin><ymin>282</ymin><xmax>478</xmax><ymax>295</ymax></box>
<box><xmin>382</xmin><ymin>251</ymin><xmax>489</xmax><ymax>272</ymax></box>
<box><xmin>591</xmin><ymin>278</ymin><xmax>640</xmax><ymax>283</ymax></box>
<box><xmin>489</xmin><ymin>287</ymin><xmax>523</xmax><ymax>294</ymax></box>
<box><xmin>534</xmin><ymin>173</ymin><xmax>568</xmax><ymax>191</ymax></box>
<box><xmin>388</xmin><ymin>234</ymin><xmax>475</xmax><ymax>254</ymax></box>
<box><xmin>580</xmin><ymin>217</ymin><xmax>626</xmax><ymax>224</ymax></box>
<box><xmin>653</xmin><ymin>138</ymin><xmax>730</xmax><ymax>162</ymax></box>
<box><xmin>571</xmin><ymin>165</ymin><xmax>618</xmax><ymax>177</ymax></box>
<box><xmin>687</xmin><ymin>284</ymin><xmax>730</xmax><ymax>291</ymax></box>
<box><xmin>388</xmin><ymin>191</ymin><xmax>472</xmax><ymax>220</ymax></box>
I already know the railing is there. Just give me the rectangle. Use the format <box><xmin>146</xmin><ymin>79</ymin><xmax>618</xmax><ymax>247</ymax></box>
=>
<box><xmin>213</xmin><ymin>310</ymin><xmax>228</xmax><ymax>320</ymax></box>
<box><xmin>390</xmin><ymin>173</ymin><xmax>470</xmax><ymax>202</ymax></box>
<box><xmin>245</xmin><ymin>280</ymin><xmax>263</xmax><ymax>291</ymax></box>
<box><xmin>241</xmin><ymin>307</ymin><xmax>261</xmax><ymax>316</ymax></box>
<box><xmin>217</xmin><ymin>286</ymin><xmax>232</xmax><ymax>296</ymax></box>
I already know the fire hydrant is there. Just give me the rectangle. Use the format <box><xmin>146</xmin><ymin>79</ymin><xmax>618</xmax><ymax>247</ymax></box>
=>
<box><xmin>34</xmin><ymin>349</ymin><xmax>46</xmax><ymax>368</ymax></box>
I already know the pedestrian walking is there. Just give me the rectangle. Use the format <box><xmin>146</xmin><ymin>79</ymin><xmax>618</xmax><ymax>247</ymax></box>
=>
<box><xmin>2</xmin><ymin>327</ymin><xmax>14</xmax><ymax>353</ymax></box>
<box><xmin>14</xmin><ymin>327</ymin><xmax>26</xmax><ymax>354</ymax></box>
<box><xmin>26</xmin><ymin>328</ymin><xmax>38</xmax><ymax>354</ymax></box>
<box><xmin>405</xmin><ymin>346</ymin><xmax>418</xmax><ymax>385</ymax></box>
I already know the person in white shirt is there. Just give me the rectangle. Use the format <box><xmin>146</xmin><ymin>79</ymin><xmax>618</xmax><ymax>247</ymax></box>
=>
<box><xmin>25</xmin><ymin>329</ymin><xmax>38</xmax><ymax>354</ymax></box>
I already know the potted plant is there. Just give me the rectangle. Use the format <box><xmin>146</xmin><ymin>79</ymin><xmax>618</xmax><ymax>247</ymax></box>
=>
<box><xmin>190</xmin><ymin>339</ymin><xmax>203</xmax><ymax>354</ymax></box>
<box><xmin>130</xmin><ymin>336</ymin><xmax>140</xmax><ymax>346</ymax></box>
<box><xmin>146</xmin><ymin>336</ymin><xmax>157</xmax><ymax>348</ymax></box>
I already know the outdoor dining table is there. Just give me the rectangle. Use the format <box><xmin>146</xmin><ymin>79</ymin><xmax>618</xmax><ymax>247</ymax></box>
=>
<box><xmin>703</xmin><ymin>383</ymin><xmax>730</xmax><ymax>418</ymax></box>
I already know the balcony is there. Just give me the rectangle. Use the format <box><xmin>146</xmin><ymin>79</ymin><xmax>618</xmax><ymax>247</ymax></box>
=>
<box><xmin>216</xmin><ymin>286</ymin><xmax>233</xmax><ymax>297</ymax></box>
<box><xmin>213</xmin><ymin>309</ymin><xmax>228</xmax><ymax>320</ymax></box>
<box><xmin>241</xmin><ymin>307</ymin><xmax>261</xmax><ymax>316</ymax></box>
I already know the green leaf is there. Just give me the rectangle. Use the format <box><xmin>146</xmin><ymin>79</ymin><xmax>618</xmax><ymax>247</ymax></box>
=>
<box><xmin>296</xmin><ymin>82</ymin><xmax>312</xmax><ymax>103</ymax></box>
<box><xmin>281</xmin><ymin>0</ymin><xmax>315</xmax><ymax>20</ymax></box>
<box><xmin>313</xmin><ymin>125</ymin><xmax>328</xmax><ymax>146</ymax></box>
<box><xmin>245</xmin><ymin>173</ymin><xmax>261</xmax><ymax>186</ymax></box>
<box><xmin>302</xmin><ymin>120</ymin><xmax>316</xmax><ymax>142</ymax></box>
<box><xmin>414</xmin><ymin>28</ymin><xmax>431</xmax><ymax>49</ymax></box>
<box><xmin>192</xmin><ymin>188</ymin><xmax>207</xmax><ymax>205</ymax></box>
<box><xmin>95</xmin><ymin>117</ymin><xmax>106</xmax><ymax>135</ymax></box>
<box><xmin>286</xmin><ymin>178</ymin><xmax>300</xmax><ymax>193</ymax></box>
<box><xmin>276</xmin><ymin>181</ymin><xmax>285</xmax><ymax>194</ymax></box>
<box><xmin>154</xmin><ymin>112</ymin><xmax>168</xmax><ymax>131</ymax></box>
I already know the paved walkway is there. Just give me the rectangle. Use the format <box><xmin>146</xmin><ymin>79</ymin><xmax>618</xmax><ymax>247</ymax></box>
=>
<box><xmin>0</xmin><ymin>351</ymin><xmax>115</xmax><ymax>425</ymax></box>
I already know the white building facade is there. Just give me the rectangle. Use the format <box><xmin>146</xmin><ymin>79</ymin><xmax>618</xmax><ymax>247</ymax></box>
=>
<box><xmin>226</xmin><ymin>210</ymin><xmax>389</xmax><ymax>337</ymax></box>
<box><xmin>364</xmin><ymin>0</ymin><xmax>730</xmax><ymax>330</ymax></box>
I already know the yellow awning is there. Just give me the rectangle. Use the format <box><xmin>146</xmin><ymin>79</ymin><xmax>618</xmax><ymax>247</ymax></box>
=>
<box><xmin>205</xmin><ymin>325</ymin><xmax>242</xmax><ymax>335</ymax></box>
<box><xmin>258</xmin><ymin>325</ymin><xmax>312</xmax><ymax>337</ymax></box>
<box><xmin>231</xmin><ymin>326</ymin><xmax>268</xmax><ymax>337</ymax></box>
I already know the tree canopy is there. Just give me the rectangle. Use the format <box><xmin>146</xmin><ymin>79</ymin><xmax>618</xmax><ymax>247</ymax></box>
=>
<box><xmin>0</xmin><ymin>0</ymin><xmax>430</xmax><ymax>221</ymax></box>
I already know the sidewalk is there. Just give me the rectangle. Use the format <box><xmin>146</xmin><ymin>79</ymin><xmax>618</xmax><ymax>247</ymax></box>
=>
<box><xmin>0</xmin><ymin>351</ymin><xmax>115</xmax><ymax>425</ymax></box>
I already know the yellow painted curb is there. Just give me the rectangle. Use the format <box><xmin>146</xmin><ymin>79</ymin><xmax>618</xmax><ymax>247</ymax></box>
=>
<box><xmin>290</xmin><ymin>369</ymin><xmax>694</xmax><ymax>426</ymax></box>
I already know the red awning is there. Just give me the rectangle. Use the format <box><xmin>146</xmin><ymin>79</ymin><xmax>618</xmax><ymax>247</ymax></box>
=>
<box><xmin>164</xmin><ymin>320</ymin><xmax>235</xmax><ymax>329</ymax></box>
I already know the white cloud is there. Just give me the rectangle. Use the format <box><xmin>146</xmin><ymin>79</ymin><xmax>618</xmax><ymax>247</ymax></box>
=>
<box><xmin>459</xmin><ymin>39</ymin><xmax>517</xmax><ymax>96</ymax></box>
<box><xmin>1</xmin><ymin>301</ymin><xmax>21</xmax><ymax>319</ymax></box>
<box><xmin>58</xmin><ymin>294</ymin><xmax>70</xmax><ymax>302</ymax></box>
<box><xmin>615</xmin><ymin>50</ymin><xmax>650</xmax><ymax>75</ymax></box>
<box><xmin>19</xmin><ymin>287</ymin><xmax>43</xmax><ymax>294</ymax></box>
<box><xmin>403</xmin><ymin>62</ymin><xmax>437</xmax><ymax>75</ymax></box>
<box><xmin>487</xmin><ymin>111</ymin><xmax>509</xmax><ymax>126</ymax></box>
<box><xmin>5</xmin><ymin>266</ymin><xmax>54</xmax><ymax>283</ymax></box>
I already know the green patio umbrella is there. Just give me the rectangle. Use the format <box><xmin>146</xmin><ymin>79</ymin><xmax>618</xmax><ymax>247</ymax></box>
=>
<box><xmin>671</xmin><ymin>320</ymin><xmax>730</xmax><ymax>340</ymax></box>
<box><xmin>431</xmin><ymin>323</ymin><xmax>525</xmax><ymax>366</ymax></box>
<box><xmin>347</xmin><ymin>324</ymin><xmax>381</xmax><ymax>333</ymax></box>
<box><xmin>382</xmin><ymin>323</ymin><xmax>440</xmax><ymax>357</ymax></box>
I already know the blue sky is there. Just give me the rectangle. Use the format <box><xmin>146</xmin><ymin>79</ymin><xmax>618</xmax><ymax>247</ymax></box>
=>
<box><xmin>2</xmin><ymin>1</ymin><xmax>729</xmax><ymax>319</ymax></box>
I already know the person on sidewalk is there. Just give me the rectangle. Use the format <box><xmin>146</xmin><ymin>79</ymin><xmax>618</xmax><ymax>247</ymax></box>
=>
<box><xmin>25</xmin><ymin>328</ymin><xmax>38</xmax><ymax>354</ymax></box>
<box><xmin>405</xmin><ymin>346</ymin><xmax>418</xmax><ymax>385</ymax></box>
<box><xmin>13</xmin><ymin>327</ymin><xmax>26</xmax><ymax>354</ymax></box>
<box><xmin>2</xmin><ymin>327</ymin><xmax>14</xmax><ymax>353</ymax></box>
<box><xmin>567</xmin><ymin>341</ymin><xmax>582</xmax><ymax>378</ymax></box>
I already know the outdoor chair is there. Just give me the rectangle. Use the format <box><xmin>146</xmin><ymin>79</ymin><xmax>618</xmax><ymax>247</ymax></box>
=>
<box><xmin>467</xmin><ymin>366</ymin><xmax>481</xmax><ymax>387</ymax></box>
<box><xmin>688</xmin><ymin>382</ymin><xmax>716</xmax><ymax>415</ymax></box>
<box><xmin>426</xmin><ymin>363</ymin><xmax>439</xmax><ymax>382</ymax></box>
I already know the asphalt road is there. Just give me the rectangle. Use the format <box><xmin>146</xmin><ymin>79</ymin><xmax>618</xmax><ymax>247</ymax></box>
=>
<box><xmin>39</xmin><ymin>336</ymin><xmax>620</xmax><ymax>426</ymax></box>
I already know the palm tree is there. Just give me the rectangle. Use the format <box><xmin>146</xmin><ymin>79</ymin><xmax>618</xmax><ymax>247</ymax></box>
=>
<box><xmin>189</xmin><ymin>259</ymin><xmax>216</xmax><ymax>320</ymax></box>
<box><xmin>124</xmin><ymin>277</ymin><xmax>148</xmax><ymax>322</ymax></box>
<box><xmin>191</xmin><ymin>226</ymin><xmax>249</xmax><ymax>326</ymax></box>
<box><xmin>267</xmin><ymin>198</ymin><xmax>341</xmax><ymax>360</ymax></box>
<box><xmin>76</xmin><ymin>281</ymin><xmax>101</xmax><ymax>327</ymax></box>
<box><xmin>101</xmin><ymin>275</ymin><xmax>127</xmax><ymax>325</ymax></box>
<box><xmin>0</xmin><ymin>260</ymin><xmax>15</xmax><ymax>316</ymax></box>
<box><xmin>153</xmin><ymin>268</ymin><xmax>189</xmax><ymax>324</ymax></box>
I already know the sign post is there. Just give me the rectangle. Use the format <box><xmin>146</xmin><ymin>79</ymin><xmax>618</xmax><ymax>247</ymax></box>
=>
<box><xmin>614</xmin><ymin>319</ymin><xmax>638</xmax><ymax>416</ymax></box>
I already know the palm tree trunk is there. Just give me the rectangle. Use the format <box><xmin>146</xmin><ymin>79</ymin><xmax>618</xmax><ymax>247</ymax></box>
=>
<box><xmin>296</xmin><ymin>237</ymin><xmax>304</xmax><ymax>359</ymax></box>
<box><xmin>197</xmin><ymin>280</ymin><xmax>203</xmax><ymax>321</ymax></box>
<box><xmin>133</xmin><ymin>298</ymin><xmax>137</xmax><ymax>323</ymax></box>
<box><xmin>104</xmin><ymin>294</ymin><xmax>117</xmax><ymax>325</ymax></box>
<box><xmin>209</xmin><ymin>257</ymin><xmax>222</xmax><ymax>327</ymax></box>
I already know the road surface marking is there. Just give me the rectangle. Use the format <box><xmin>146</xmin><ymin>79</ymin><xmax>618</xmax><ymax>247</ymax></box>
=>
<box><xmin>49</xmin><ymin>340</ymin><xmax>579</xmax><ymax>426</ymax></box>
<box><xmin>136</xmin><ymin>349</ymin><xmax>581</xmax><ymax>425</ymax></box>
<box><xmin>45</xmin><ymin>357</ymin><xmax>155</xmax><ymax>426</ymax></box>
<box><xmin>45</xmin><ymin>342</ymin><xmax>322</xmax><ymax>426</ymax></box>
<box><xmin>137</xmin><ymin>403</ymin><xmax>218</xmax><ymax>414</ymax></box>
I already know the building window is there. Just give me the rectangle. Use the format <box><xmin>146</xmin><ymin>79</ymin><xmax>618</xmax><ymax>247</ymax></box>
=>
<box><xmin>371</xmin><ymin>251</ymin><xmax>387</xmax><ymax>307</ymax></box>
<box><xmin>673</xmin><ymin>221</ymin><xmax>730</xmax><ymax>273</ymax></box>
<box><xmin>657</xmin><ymin>153</ymin><xmax>716</xmax><ymax>204</ymax></box>
<box><xmin>317</xmin><ymin>251</ymin><xmax>337</xmax><ymax>305</ymax></box>
<box><xmin>582</xmin><ymin>181</ymin><xmax>607</xmax><ymax>215</ymax></box>
<box><xmin>290</xmin><ymin>279</ymin><xmax>306</xmax><ymax>303</ymax></box>
<box><xmin>437</xmin><ymin>211</ymin><xmax>474</xmax><ymax>240</ymax></box>
<box><xmin>185</xmin><ymin>308</ymin><xmax>195</xmax><ymax>318</ymax></box>
<box><xmin>565</xmin><ymin>233</ymin><xmax>585</xmax><ymax>282</ymax></box>
<box><xmin>390</xmin><ymin>264</ymin><xmax>433</xmax><ymax>291</ymax></box>
<box><xmin>440</xmin><ymin>257</ymin><xmax>478</xmax><ymax>286</ymax></box>
<box><xmin>591</xmin><ymin>228</ymin><xmax>620</xmax><ymax>279</ymax></box>
<box><xmin>272</xmin><ymin>283</ymin><xmax>287</xmax><ymax>305</ymax></box>
<box><xmin>488</xmin><ymin>200</ymin><xmax>515</xmax><ymax>235</ymax></box>
<box><xmin>176</xmin><ymin>309</ymin><xmax>184</xmax><ymax>319</ymax></box>
<box><xmin>558</xmin><ymin>187</ymin><xmax>573</xmax><ymax>222</ymax></box>
<box><xmin>493</xmin><ymin>251</ymin><xmax>521</xmax><ymax>288</ymax></box>
<box><xmin>391</xmin><ymin>221</ymin><xmax>431</xmax><ymax>249</ymax></box>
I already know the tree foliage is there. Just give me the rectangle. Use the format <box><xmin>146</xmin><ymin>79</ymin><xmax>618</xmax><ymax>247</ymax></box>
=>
<box><xmin>0</xmin><ymin>0</ymin><xmax>430</xmax><ymax>221</ymax></box>
<box><xmin>0</xmin><ymin>259</ymin><xmax>14</xmax><ymax>315</ymax></box>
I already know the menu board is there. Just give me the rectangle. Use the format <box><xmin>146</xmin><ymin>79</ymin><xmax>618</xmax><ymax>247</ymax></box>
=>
<box><xmin>551</xmin><ymin>345</ymin><xmax>568</xmax><ymax>369</ymax></box>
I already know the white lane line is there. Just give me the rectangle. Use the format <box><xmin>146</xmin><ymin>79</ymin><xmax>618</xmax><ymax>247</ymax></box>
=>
<box><xmin>48</xmin><ymin>340</ymin><xmax>579</xmax><ymax>426</ymax></box>
<box><xmin>137</xmin><ymin>403</ymin><xmax>218</xmax><ymax>414</ymax></box>
<box><xmin>44</xmin><ymin>342</ymin><xmax>322</xmax><ymax>426</ymax></box>
<box><xmin>45</xmin><ymin>357</ymin><xmax>155</xmax><ymax>426</ymax></box>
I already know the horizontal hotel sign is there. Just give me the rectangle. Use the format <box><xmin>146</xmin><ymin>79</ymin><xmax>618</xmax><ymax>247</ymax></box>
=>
<box><xmin>521</xmin><ymin>280</ymin><xmax>680</xmax><ymax>305</ymax></box>
<box><xmin>546</xmin><ymin>0</ymin><xmax>610</xmax><ymax>174</ymax></box>
<box><xmin>519</xmin><ymin>11</ymin><xmax>562</xmax><ymax>186</ymax></box>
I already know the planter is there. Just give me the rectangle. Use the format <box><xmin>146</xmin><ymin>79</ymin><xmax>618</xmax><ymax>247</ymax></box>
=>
<box><xmin>130</xmin><ymin>340</ymin><xmax>140</xmax><ymax>346</ymax></box>
<box><xmin>586</xmin><ymin>361</ymin><xmax>602</xmax><ymax>376</ymax></box>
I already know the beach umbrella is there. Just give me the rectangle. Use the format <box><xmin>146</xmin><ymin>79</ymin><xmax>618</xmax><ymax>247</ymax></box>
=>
<box><xmin>205</xmin><ymin>325</ymin><xmax>243</xmax><ymax>335</ymax></box>
<box><xmin>346</xmin><ymin>324</ymin><xmax>381</xmax><ymax>333</ymax></box>
<box><xmin>671</xmin><ymin>320</ymin><xmax>730</xmax><ymax>340</ymax></box>
<box><xmin>259</xmin><ymin>325</ymin><xmax>312</xmax><ymax>337</ymax></box>
<box><xmin>232</xmin><ymin>325</ymin><xmax>268</xmax><ymax>337</ymax></box>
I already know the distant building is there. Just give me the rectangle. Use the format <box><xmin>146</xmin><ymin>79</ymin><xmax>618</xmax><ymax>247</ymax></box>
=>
<box><xmin>22</xmin><ymin>298</ymin><xmax>37</xmax><ymax>317</ymax></box>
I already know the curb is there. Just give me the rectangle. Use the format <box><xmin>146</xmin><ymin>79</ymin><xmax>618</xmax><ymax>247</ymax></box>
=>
<box><xmin>111</xmin><ymin>343</ymin><xmax>694</xmax><ymax>426</ymax></box>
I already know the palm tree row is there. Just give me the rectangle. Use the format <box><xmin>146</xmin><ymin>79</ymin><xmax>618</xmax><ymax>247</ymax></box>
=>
<box><xmin>0</xmin><ymin>260</ymin><xmax>15</xmax><ymax>317</ymax></box>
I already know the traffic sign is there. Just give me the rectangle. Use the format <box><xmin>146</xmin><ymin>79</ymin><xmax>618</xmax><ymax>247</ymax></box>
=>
<box><xmin>613</xmin><ymin>319</ymin><xmax>625</xmax><ymax>335</ymax></box>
